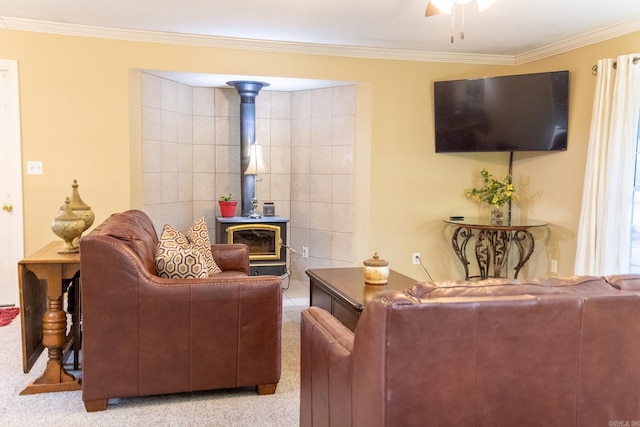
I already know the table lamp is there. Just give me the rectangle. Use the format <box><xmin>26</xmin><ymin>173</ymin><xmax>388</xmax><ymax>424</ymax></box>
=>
<box><xmin>244</xmin><ymin>143</ymin><xmax>267</xmax><ymax>218</ymax></box>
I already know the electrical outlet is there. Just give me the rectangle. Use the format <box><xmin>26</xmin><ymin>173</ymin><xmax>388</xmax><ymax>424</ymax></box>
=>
<box><xmin>550</xmin><ymin>259</ymin><xmax>558</xmax><ymax>273</ymax></box>
<box><xmin>302</xmin><ymin>246</ymin><xmax>309</xmax><ymax>258</ymax></box>
<box><xmin>413</xmin><ymin>252</ymin><xmax>421</xmax><ymax>265</ymax></box>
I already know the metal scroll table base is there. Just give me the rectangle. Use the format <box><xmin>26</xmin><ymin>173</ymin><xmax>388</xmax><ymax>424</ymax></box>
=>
<box><xmin>451</xmin><ymin>226</ymin><xmax>536</xmax><ymax>280</ymax></box>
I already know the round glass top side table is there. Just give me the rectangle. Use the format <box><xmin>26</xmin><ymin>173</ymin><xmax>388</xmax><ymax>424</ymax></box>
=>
<box><xmin>442</xmin><ymin>217</ymin><xmax>548</xmax><ymax>280</ymax></box>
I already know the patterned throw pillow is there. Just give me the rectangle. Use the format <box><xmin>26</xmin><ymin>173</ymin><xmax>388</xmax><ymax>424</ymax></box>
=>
<box><xmin>155</xmin><ymin>218</ymin><xmax>221</xmax><ymax>279</ymax></box>
<box><xmin>185</xmin><ymin>217</ymin><xmax>222</xmax><ymax>276</ymax></box>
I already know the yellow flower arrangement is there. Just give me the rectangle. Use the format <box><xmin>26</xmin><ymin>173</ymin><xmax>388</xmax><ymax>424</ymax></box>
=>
<box><xmin>466</xmin><ymin>168</ymin><xmax>516</xmax><ymax>208</ymax></box>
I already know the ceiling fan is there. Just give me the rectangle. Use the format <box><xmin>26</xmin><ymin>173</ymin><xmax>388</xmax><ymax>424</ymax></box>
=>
<box><xmin>425</xmin><ymin>0</ymin><xmax>497</xmax><ymax>42</ymax></box>
<box><xmin>425</xmin><ymin>0</ymin><xmax>497</xmax><ymax>16</ymax></box>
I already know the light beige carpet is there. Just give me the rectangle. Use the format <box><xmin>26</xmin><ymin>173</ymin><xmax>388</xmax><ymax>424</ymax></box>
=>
<box><xmin>0</xmin><ymin>305</ymin><xmax>303</xmax><ymax>426</ymax></box>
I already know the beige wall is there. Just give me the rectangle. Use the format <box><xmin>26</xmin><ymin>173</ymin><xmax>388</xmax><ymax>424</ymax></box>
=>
<box><xmin>2</xmin><ymin>28</ymin><xmax>639</xmax><ymax>281</ymax></box>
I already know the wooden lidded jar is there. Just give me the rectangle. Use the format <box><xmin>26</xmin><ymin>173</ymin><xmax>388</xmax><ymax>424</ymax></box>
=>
<box><xmin>363</xmin><ymin>252</ymin><xmax>389</xmax><ymax>285</ymax></box>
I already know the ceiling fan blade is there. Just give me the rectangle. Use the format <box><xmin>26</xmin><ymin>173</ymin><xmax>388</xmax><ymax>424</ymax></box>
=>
<box><xmin>425</xmin><ymin>2</ymin><xmax>441</xmax><ymax>16</ymax></box>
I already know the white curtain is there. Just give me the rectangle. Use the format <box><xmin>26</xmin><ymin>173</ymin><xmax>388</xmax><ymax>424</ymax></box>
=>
<box><xmin>575</xmin><ymin>54</ymin><xmax>640</xmax><ymax>275</ymax></box>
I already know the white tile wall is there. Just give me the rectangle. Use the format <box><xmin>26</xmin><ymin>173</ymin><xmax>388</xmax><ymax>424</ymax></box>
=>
<box><xmin>177</xmin><ymin>84</ymin><xmax>193</xmax><ymax>115</ymax></box>
<box><xmin>292</xmin><ymin>118</ymin><xmax>311</xmax><ymax>146</ymax></box>
<box><xmin>214</xmin><ymin>88</ymin><xmax>239</xmax><ymax>117</ymax></box>
<box><xmin>289</xmin><ymin>86</ymin><xmax>357</xmax><ymax>279</ymax></box>
<box><xmin>291</xmin><ymin>91</ymin><xmax>311</xmax><ymax>119</ymax></box>
<box><xmin>143</xmin><ymin>140</ymin><xmax>162</xmax><ymax>173</ymax></box>
<box><xmin>142</xmin><ymin>107</ymin><xmax>162</xmax><ymax>140</ymax></box>
<box><xmin>311</xmin><ymin>88</ymin><xmax>333</xmax><ymax>118</ymax></box>
<box><xmin>177</xmin><ymin>144</ymin><xmax>193</xmax><ymax>173</ymax></box>
<box><xmin>161</xmin><ymin>110</ymin><xmax>178</xmax><ymax>143</ymax></box>
<box><xmin>193</xmin><ymin>116</ymin><xmax>215</xmax><ymax>145</ymax></box>
<box><xmin>193</xmin><ymin>87</ymin><xmax>214</xmax><ymax>116</ymax></box>
<box><xmin>178</xmin><ymin>113</ymin><xmax>193</xmax><ymax>144</ymax></box>
<box><xmin>141</xmin><ymin>72</ymin><xmax>356</xmax><ymax>279</ymax></box>
<box><xmin>161</xmin><ymin>79</ymin><xmax>178</xmax><ymax>112</ymax></box>
<box><xmin>256</xmin><ymin>90</ymin><xmax>271</xmax><ymax>119</ymax></box>
<box><xmin>141</xmin><ymin>74</ymin><xmax>161</xmax><ymax>108</ymax></box>
<box><xmin>271</xmin><ymin>91</ymin><xmax>291</xmax><ymax>119</ymax></box>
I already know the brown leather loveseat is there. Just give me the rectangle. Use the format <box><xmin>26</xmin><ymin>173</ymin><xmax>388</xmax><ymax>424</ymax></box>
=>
<box><xmin>301</xmin><ymin>275</ymin><xmax>640</xmax><ymax>426</ymax></box>
<box><xmin>80</xmin><ymin>210</ymin><xmax>282</xmax><ymax>411</ymax></box>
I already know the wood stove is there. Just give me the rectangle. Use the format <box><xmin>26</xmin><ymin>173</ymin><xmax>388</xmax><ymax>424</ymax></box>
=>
<box><xmin>215</xmin><ymin>216</ymin><xmax>289</xmax><ymax>276</ymax></box>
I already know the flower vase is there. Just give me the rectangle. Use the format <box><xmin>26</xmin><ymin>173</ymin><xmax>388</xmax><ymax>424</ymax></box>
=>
<box><xmin>490</xmin><ymin>206</ymin><xmax>504</xmax><ymax>225</ymax></box>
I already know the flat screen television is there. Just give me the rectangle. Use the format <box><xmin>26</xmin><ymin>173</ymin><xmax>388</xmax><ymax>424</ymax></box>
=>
<box><xmin>434</xmin><ymin>71</ymin><xmax>569</xmax><ymax>152</ymax></box>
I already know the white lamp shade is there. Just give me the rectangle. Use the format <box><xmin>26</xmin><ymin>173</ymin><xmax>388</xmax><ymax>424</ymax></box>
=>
<box><xmin>244</xmin><ymin>143</ymin><xmax>268</xmax><ymax>175</ymax></box>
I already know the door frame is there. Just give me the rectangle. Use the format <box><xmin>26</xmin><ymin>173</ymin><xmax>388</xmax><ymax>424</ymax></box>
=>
<box><xmin>0</xmin><ymin>59</ymin><xmax>24</xmax><ymax>306</ymax></box>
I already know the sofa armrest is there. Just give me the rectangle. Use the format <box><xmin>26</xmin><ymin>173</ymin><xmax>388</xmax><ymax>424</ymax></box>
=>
<box><xmin>604</xmin><ymin>274</ymin><xmax>640</xmax><ymax>291</ymax></box>
<box><xmin>210</xmin><ymin>243</ymin><xmax>250</xmax><ymax>275</ymax></box>
<box><xmin>300</xmin><ymin>307</ymin><xmax>354</xmax><ymax>427</ymax></box>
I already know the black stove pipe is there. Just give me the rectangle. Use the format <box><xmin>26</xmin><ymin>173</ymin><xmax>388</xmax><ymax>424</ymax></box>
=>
<box><xmin>226</xmin><ymin>81</ymin><xmax>269</xmax><ymax>217</ymax></box>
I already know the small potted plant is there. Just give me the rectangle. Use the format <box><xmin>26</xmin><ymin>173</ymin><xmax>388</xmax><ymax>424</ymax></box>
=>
<box><xmin>218</xmin><ymin>193</ymin><xmax>238</xmax><ymax>218</ymax></box>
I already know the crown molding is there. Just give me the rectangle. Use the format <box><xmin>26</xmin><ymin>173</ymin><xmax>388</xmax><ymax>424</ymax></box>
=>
<box><xmin>0</xmin><ymin>17</ymin><xmax>516</xmax><ymax>65</ymax></box>
<box><xmin>2</xmin><ymin>16</ymin><xmax>638</xmax><ymax>67</ymax></box>
<box><xmin>515</xmin><ymin>17</ymin><xmax>640</xmax><ymax>65</ymax></box>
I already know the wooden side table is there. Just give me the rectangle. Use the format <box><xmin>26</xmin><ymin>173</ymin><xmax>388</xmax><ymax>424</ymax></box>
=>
<box><xmin>18</xmin><ymin>241</ymin><xmax>82</xmax><ymax>394</ymax></box>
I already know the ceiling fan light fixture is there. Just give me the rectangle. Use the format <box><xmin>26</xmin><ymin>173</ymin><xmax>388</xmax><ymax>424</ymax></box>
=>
<box><xmin>430</xmin><ymin>0</ymin><xmax>474</xmax><ymax>14</ymax></box>
<box><xmin>429</xmin><ymin>0</ymin><xmax>453</xmax><ymax>14</ymax></box>
<box><xmin>476</xmin><ymin>0</ymin><xmax>497</xmax><ymax>12</ymax></box>
<box><xmin>425</xmin><ymin>0</ymin><xmax>497</xmax><ymax>42</ymax></box>
<box><xmin>427</xmin><ymin>0</ymin><xmax>495</xmax><ymax>15</ymax></box>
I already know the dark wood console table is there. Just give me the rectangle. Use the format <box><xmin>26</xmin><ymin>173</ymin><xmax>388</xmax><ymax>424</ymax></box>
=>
<box><xmin>443</xmin><ymin>217</ymin><xmax>547</xmax><ymax>280</ymax></box>
<box><xmin>306</xmin><ymin>268</ymin><xmax>419</xmax><ymax>331</ymax></box>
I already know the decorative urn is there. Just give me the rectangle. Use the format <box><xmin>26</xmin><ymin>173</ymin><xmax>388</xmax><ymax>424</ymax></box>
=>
<box><xmin>69</xmin><ymin>179</ymin><xmax>95</xmax><ymax>233</ymax></box>
<box><xmin>51</xmin><ymin>197</ymin><xmax>85</xmax><ymax>253</ymax></box>
<box><xmin>363</xmin><ymin>252</ymin><xmax>389</xmax><ymax>285</ymax></box>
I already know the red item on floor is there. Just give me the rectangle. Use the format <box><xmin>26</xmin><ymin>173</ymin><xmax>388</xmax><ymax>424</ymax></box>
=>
<box><xmin>0</xmin><ymin>307</ymin><xmax>19</xmax><ymax>327</ymax></box>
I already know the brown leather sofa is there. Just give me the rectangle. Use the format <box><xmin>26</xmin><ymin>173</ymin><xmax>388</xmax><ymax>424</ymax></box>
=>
<box><xmin>80</xmin><ymin>210</ymin><xmax>282</xmax><ymax>412</ymax></box>
<box><xmin>301</xmin><ymin>275</ymin><xmax>640</xmax><ymax>426</ymax></box>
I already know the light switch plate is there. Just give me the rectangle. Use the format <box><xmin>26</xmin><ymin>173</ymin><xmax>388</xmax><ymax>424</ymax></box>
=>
<box><xmin>26</xmin><ymin>161</ymin><xmax>43</xmax><ymax>175</ymax></box>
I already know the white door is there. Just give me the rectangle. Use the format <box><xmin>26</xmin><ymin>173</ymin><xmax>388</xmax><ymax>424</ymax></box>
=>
<box><xmin>0</xmin><ymin>59</ymin><xmax>24</xmax><ymax>306</ymax></box>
